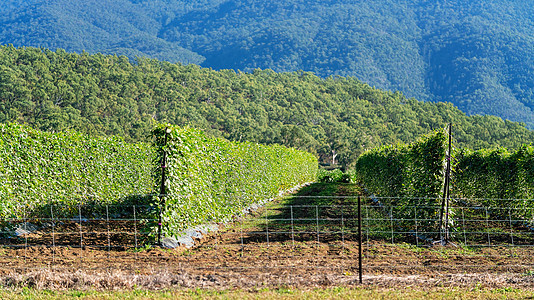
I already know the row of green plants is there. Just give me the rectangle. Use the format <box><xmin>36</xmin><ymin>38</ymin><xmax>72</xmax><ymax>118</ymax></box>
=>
<box><xmin>353</xmin><ymin>129</ymin><xmax>448</xmax><ymax>234</ymax></box>
<box><xmin>354</xmin><ymin>129</ymin><xmax>447</xmax><ymax>200</ymax></box>
<box><xmin>0</xmin><ymin>123</ymin><xmax>154</xmax><ymax>219</ymax></box>
<box><xmin>454</xmin><ymin>145</ymin><xmax>534</xmax><ymax>209</ymax></box>
<box><xmin>153</xmin><ymin>124</ymin><xmax>318</xmax><ymax>236</ymax></box>
<box><xmin>0</xmin><ymin>123</ymin><xmax>317</xmax><ymax>241</ymax></box>
<box><xmin>353</xmin><ymin>126</ymin><xmax>534</xmax><ymax>242</ymax></box>
<box><xmin>355</xmin><ymin>127</ymin><xmax>534</xmax><ymax>207</ymax></box>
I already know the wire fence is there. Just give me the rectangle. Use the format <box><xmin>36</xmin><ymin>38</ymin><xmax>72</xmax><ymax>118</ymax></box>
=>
<box><xmin>2</xmin><ymin>196</ymin><xmax>534</xmax><ymax>279</ymax></box>
<box><xmin>1</xmin><ymin>204</ymin><xmax>154</xmax><ymax>250</ymax></box>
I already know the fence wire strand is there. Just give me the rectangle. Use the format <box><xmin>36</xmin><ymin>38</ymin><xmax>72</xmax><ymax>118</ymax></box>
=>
<box><xmin>2</xmin><ymin>196</ymin><xmax>534</xmax><ymax>276</ymax></box>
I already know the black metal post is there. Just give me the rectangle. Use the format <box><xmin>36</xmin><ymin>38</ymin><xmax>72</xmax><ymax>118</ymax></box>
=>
<box><xmin>358</xmin><ymin>195</ymin><xmax>363</xmax><ymax>284</ymax></box>
<box><xmin>158</xmin><ymin>127</ymin><xmax>170</xmax><ymax>245</ymax></box>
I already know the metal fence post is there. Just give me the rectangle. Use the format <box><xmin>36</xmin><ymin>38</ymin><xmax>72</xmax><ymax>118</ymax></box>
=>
<box><xmin>51</xmin><ymin>204</ymin><xmax>56</xmax><ymax>265</ymax></box>
<box><xmin>78</xmin><ymin>203</ymin><xmax>83</xmax><ymax>260</ymax></box>
<box><xmin>133</xmin><ymin>205</ymin><xmax>138</xmax><ymax>259</ymax></box>
<box><xmin>158</xmin><ymin>127</ymin><xmax>170</xmax><ymax>245</ymax></box>
<box><xmin>415</xmin><ymin>206</ymin><xmax>419</xmax><ymax>247</ymax></box>
<box><xmin>106</xmin><ymin>205</ymin><xmax>111</xmax><ymax>255</ymax></box>
<box><xmin>439</xmin><ymin>123</ymin><xmax>452</xmax><ymax>244</ymax></box>
<box><xmin>358</xmin><ymin>195</ymin><xmax>363</xmax><ymax>284</ymax></box>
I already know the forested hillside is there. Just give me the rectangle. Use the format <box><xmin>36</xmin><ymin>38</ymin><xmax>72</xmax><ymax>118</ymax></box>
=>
<box><xmin>0</xmin><ymin>0</ymin><xmax>533</xmax><ymax>127</ymax></box>
<box><xmin>1</xmin><ymin>46</ymin><xmax>533</xmax><ymax>168</ymax></box>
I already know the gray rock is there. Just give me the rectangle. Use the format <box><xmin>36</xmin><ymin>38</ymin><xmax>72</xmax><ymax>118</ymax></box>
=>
<box><xmin>175</xmin><ymin>235</ymin><xmax>195</xmax><ymax>248</ymax></box>
<box><xmin>195</xmin><ymin>224</ymin><xmax>218</xmax><ymax>235</ymax></box>
<box><xmin>15</xmin><ymin>227</ymin><xmax>31</xmax><ymax>237</ymax></box>
<box><xmin>162</xmin><ymin>234</ymin><xmax>198</xmax><ymax>249</ymax></box>
<box><xmin>161</xmin><ymin>237</ymin><xmax>180</xmax><ymax>249</ymax></box>
<box><xmin>206</xmin><ymin>224</ymin><xmax>219</xmax><ymax>232</ymax></box>
<box><xmin>194</xmin><ymin>226</ymin><xmax>208</xmax><ymax>235</ymax></box>
<box><xmin>184</xmin><ymin>228</ymin><xmax>203</xmax><ymax>239</ymax></box>
<box><xmin>15</xmin><ymin>222</ymin><xmax>39</xmax><ymax>237</ymax></box>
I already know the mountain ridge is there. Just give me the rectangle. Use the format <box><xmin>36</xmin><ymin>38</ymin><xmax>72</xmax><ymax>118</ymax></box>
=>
<box><xmin>0</xmin><ymin>0</ymin><xmax>534</xmax><ymax>127</ymax></box>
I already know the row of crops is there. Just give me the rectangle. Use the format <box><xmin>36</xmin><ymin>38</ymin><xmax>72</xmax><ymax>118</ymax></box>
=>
<box><xmin>355</xmin><ymin>127</ymin><xmax>534</xmax><ymax>204</ymax></box>
<box><xmin>355</xmin><ymin>126</ymin><xmax>534</xmax><ymax>239</ymax></box>
<box><xmin>152</xmin><ymin>123</ymin><xmax>318</xmax><ymax>235</ymax></box>
<box><xmin>355</xmin><ymin>130</ymin><xmax>447</xmax><ymax>200</ymax></box>
<box><xmin>454</xmin><ymin>146</ymin><xmax>534</xmax><ymax>207</ymax></box>
<box><xmin>0</xmin><ymin>123</ymin><xmax>317</xmax><ymax>238</ymax></box>
<box><xmin>0</xmin><ymin>123</ymin><xmax>155</xmax><ymax>218</ymax></box>
<box><xmin>354</xmin><ymin>130</ymin><xmax>448</xmax><ymax>233</ymax></box>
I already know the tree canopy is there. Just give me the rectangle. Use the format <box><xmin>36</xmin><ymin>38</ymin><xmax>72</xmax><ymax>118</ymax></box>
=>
<box><xmin>0</xmin><ymin>1</ymin><xmax>533</xmax><ymax>127</ymax></box>
<box><xmin>1</xmin><ymin>46</ymin><xmax>533</xmax><ymax>168</ymax></box>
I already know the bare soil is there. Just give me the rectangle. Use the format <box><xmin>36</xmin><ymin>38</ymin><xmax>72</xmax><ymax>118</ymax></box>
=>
<box><xmin>2</xmin><ymin>220</ymin><xmax>534</xmax><ymax>290</ymax></box>
<box><xmin>2</xmin><ymin>184</ymin><xmax>534</xmax><ymax>290</ymax></box>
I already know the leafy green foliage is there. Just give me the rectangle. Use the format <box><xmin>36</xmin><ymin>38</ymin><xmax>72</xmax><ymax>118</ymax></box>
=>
<box><xmin>317</xmin><ymin>169</ymin><xmax>351</xmax><ymax>183</ymax></box>
<box><xmin>453</xmin><ymin>145</ymin><xmax>534</xmax><ymax>210</ymax></box>
<box><xmin>355</xmin><ymin>130</ymin><xmax>447</xmax><ymax>232</ymax></box>
<box><xmin>356</xmin><ymin>126</ymin><xmax>534</xmax><ymax>230</ymax></box>
<box><xmin>152</xmin><ymin>123</ymin><xmax>317</xmax><ymax>236</ymax></box>
<box><xmin>1</xmin><ymin>46</ymin><xmax>534</xmax><ymax>168</ymax></box>
<box><xmin>2</xmin><ymin>1</ymin><xmax>534</xmax><ymax>126</ymax></box>
<box><xmin>355</xmin><ymin>129</ymin><xmax>447</xmax><ymax>199</ymax></box>
<box><xmin>0</xmin><ymin>123</ymin><xmax>154</xmax><ymax>218</ymax></box>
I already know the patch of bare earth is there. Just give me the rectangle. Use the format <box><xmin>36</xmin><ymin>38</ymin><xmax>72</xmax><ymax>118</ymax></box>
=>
<box><xmin>2</xmin><ymin>184</ymin><xmax>534</xmax><ymax>290</ymax></box>
<box><xmin>2</xmin><ymin>224</ymin><xmax>534</xmax><ymax>290</ymax></box>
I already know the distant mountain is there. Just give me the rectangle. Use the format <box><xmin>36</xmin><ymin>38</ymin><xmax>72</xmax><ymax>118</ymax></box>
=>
<box><xmin>0</xmin><ymin>0</ymin><xmax>534</xmax><ymax>127</ymax></box>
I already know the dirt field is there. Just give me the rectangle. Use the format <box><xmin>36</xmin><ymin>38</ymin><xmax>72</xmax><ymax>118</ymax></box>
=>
<box><xmin>2</xmin><ymin>184</ymin><xmax>534</xmax><ymax>290</ymax></box>
<box><xmin>2</xmin><ymin>232</ymin><xmax>534</xmax><ymax>290</ymax></box>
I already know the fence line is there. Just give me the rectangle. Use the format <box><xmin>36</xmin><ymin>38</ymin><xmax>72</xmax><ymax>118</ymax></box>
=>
<box><xmin>3</xmin><ymin>196</ymin><xmax>534</xmax><ymax>277</ymax></box>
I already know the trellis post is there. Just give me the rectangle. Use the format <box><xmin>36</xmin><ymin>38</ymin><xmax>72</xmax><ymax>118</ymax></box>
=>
<box><xmin>439</xmin><ymin>123</ymin><xmax>452</xmax><ymax>244</ymax></box>
<box><xmin>158</xmin><ymin>127</ymin><xmax>170</xmax><ymax>245</ymax></box>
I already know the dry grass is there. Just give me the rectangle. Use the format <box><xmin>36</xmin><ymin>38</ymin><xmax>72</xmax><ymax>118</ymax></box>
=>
<box><xmin>2</xmin><ymin>268</ymin><xmax>534</xmax><ymax>292</ymax></box>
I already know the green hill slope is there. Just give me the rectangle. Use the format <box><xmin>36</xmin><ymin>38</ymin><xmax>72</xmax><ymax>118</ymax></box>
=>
<box><xmin>1</xmin><ymin>46</ymin><xmax>533</xmax><ymax>168</ymax></box>
<box><xmin>0</xmin><ymin>0</ymin><xmax>204</xmax><ymax>65</ymax></box>
<box><xmin>0</xmin><ymin>0</ymin><xmax>533</xmax><ymax>127</ymax></box>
